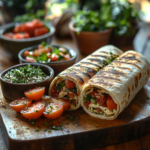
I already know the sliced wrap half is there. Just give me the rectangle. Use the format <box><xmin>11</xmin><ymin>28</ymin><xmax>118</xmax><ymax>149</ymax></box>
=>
<box><xmin>81</xmin><ymin>51</ymin><xmax>150</xmax><ymax>119</ymax></box>
<box><xmin>49</xmin><ymin>45</ymin><xmax>123</xmax><ymax>111</ymax></box>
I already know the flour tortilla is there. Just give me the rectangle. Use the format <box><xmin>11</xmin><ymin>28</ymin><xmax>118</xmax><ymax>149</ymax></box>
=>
<box><xmin>81</xmin><ymin>50</ymin><xmax>150</xmax><ymax>119</ymax></box>
<box><xmin>49</xmin><ymin>45</ymin><xmax>123</xmax><ymax>110</ymax></box>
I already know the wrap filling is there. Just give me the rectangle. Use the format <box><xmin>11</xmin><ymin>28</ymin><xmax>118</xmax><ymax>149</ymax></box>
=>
<box><xmin>84</xmin><ymin>88</ymin><xmax>117</xmax><ymax>117</ymax></box>
<box><xmin>51</xmin><ymin>78</ymin><xmax>78</xmax><ymax>110</ymax></box>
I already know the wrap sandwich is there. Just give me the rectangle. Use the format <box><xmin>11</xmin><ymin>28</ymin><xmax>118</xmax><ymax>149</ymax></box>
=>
<box><xmin>49</xmin><ymin>45</ymin><xmax>123</xmax><ymax>110</ymax></box>
<box><xmin>80</xmin><ymin>51</ymin><xmax>150</xmax><ymax>119</ymax></box>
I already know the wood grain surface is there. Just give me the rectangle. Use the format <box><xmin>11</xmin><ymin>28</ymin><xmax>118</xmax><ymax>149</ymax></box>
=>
<box><xmin>0</xmin><ymin>77</ymin><xmax>150</xmax><ymax>150</ymax></box>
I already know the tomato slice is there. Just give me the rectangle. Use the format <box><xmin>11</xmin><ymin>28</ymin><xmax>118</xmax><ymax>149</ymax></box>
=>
<box><xmin>21</xmin><ymin>101</ymin><xmax>45</xmax><ymax>119</ymax></box>
<box><xmin>51</xmin><ymin>53</ymin><xmax>58</xmax><ymax>61</ymax></box>
<box><xmin>106</xmin><ymin>96</ymin><xmax>117</xmax><ymax>110</ymax></box>
<box><xmin>24</xmin><ymin>50</ymin><xmax>29</xmax><ymax>56</ymax></box>
<box><xmin>51</xmin><ymin>98</ymin><xmax>70</xmax><ymax>111</ymax></box>
<box><xmin>41</xmin><ymin>95</ymin><xmax>70</xmax><ymax>111</ymax></box>
<box><xmin>24</xmin><ymin>87</ymin><xmax>45</xmax><ymax>100</ymax></box>
<box><xmin>32</xmin><ymin>19</ymin><xmax>44</xmax><ymax>28</ymax></box>
<box><xmin>65</xmin><ymin>80</ymin><xmax>75</xmax><ymax>89</ymax></box>
<box><xmin>84</xmin><ymin>101</ymin><xmax>91</xmax><ymax>109</ymax></box>
<box><xmin>10</xmin><ymin>97</ymin><xmax>32</xmax><ymax>112</ymax></box>
<box><xmin>26</xmin><ymin>56</ymin><xmax>36</xmax><ymax>62</ymax></box>
<box><xmin>43</xmin><ymin>103</ymin><xmax>63</xmax><ymax>119</ymax></box>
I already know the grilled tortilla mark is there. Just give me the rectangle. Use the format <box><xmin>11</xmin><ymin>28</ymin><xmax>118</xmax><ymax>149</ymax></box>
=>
<box><xmin>87</xmin><ymin>58</ymin><xmax>105</xmax><ymax>64</ymax></box>
<box><xmin>119</xmin><ymin>55</ymin><xmax>141</xmax><ymax>62</ymax></box>
<box><xmin>74</xmin><ymin>64</ymin><xmax>97</xmax><ymax>74</ymax></box>
<box><xmin>91</xmin><ymin>55</ymin><xmax>108</xmax><ymax>59</ymax></box>
<box><xmin>80</xmin><ymin>62</ymin><xmax>102</xmax><ymax>69</ymax></box>
<box><xmin>72</xmin><ymin>68</ymin><xmax>91</xmax><ymax>79</ymax></box>
<box><xmin>107</xmin><ymin>66</ymin><xmax>132</xmax><ymax>71</ymax></box>
<box><xmin>97</xmin><ymin>70</ymin><xmax>125</xmax><ymax>76</ymax></box>
<box><xmin>65</xmin><ymin>73</ymin><xmax>84</xmax><ymax>83</ymax></box>
<box><xmin>98</xmin><ymin>76</ymin><xmax>121</xmax><ymax>81</ymax></box>
<box><xmin>98</xmin><ymin>51</ymin><xmax>109</xmax><ymax>54</ymax></box>
<box><xmin>90</xmin><ymin>80</ymin><xmax>113</xmax><ymax>86</ymax></box>
<box><xmin>115</xmin><ymin>61</ymin><xmax>141</xmax><ymax>70</ymax></box>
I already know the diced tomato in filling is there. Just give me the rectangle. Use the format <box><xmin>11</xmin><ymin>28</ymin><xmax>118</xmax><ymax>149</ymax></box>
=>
<box><xmin>67</xmin><ymin>91</ymin><xmax>75</xmax><ymax>98</ymax></box>
<box><xmin>106</xmin><ymin>95</ymin><xmax>117</xmax><ymax>110</ymax></box>
<box><xmin>85</xmin><ymin>101</ymin><xmax>91</xmax><ymax>109</ymax></box>
<box><xmin>90</xmin><ymin>90</ymin><xmax>100</xmax><ymax>98</ymax></box>
<box><xmin>96</xmin><ymin>95</ymin><xmax>106</xmax><ymax>106</ymax></box>
<box><xmin>51</xmin><ymin>87</ymin><xmax>60</xmax><ymax>97</ymax></box>
<box><xmin>65</xmin><ymin>80</ymin><xmax>75</xmax><ymax>89</ymax></box>
<box><xmin>94</xmin><ymin>108</ymin><xmax>102</xmax><ymax>113</ymax></box>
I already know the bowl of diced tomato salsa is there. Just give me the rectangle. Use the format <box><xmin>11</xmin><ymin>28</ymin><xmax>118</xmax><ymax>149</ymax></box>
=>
<box><xmin>18</xmin><ymin>42</ymin><xmax>77</xmax><ymax>76</ymax></box>
<box><xmin>0</xmin><ymin>19</ymin><xmax>55</xmax><ymax>58</ymax></box>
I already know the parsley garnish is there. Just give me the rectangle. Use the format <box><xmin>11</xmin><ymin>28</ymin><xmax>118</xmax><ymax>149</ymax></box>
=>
<box><xmin>84</xmin><ymin>94</ymin><xmax>92</xmax><ymax>102</ymax></box>
<box><xmin>35</xmin><ymin>129</ymin><xmax>39</xmax><ymax>132</ymax></box>
<box><xmin>55</xmin><ymin>82</ymin><xmax>65</xmax><ymax>92</ymax></box>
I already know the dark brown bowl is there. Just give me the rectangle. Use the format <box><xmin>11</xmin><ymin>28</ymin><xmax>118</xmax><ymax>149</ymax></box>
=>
<box><xmin>0</xmin><ymin>22</ymin><xmax>55</xmax><ymax>58</ymax></box>
<box><xmin>18</xmin><ymin>45</ymin><xmax>77</xmax><ymax>76</ymax></box>
<box><xmin>0</xmin><ymin>63</ymin><xmax>54</xmax><ymax>101</ymax></box>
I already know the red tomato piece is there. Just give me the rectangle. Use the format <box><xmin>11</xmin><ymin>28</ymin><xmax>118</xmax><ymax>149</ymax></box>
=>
<box><xmin>26</xmin><ymin>56</ymin><xmax>36</xmax><ymax>62</ymax></box>
<box><xmin>32</xmin><ymin>19</ymin><xmax>44</xmax><ymax>28</ymax></box>
<box><xmin>4</xmin><ymin>32</ymin><xmax>14</xmax><ymax>39</ymax></box>
<box><xmin>84</xmin><ymin>101</ymin><xmax>91</xmax><ymax>109</ymax></box>
<box><xmin>90</xmin><ymin>90</ymin><xmax>100</xmax><ymax>98</ymax></box>
<box><xmin>23</xmin><ymin>33</ymin><xmax>30</xmax><ymax>38</ymax></box>
<box><xmin>96</xmin><ymin>95</ymin><xmax>106</xmax><ymax>106</ymax></box>
<box><xmin>51</xmin><ymin>87</ymin><xmax>59</xmax><ymax>97</ymax></box>
<box><xmin>64</xmin><ymin>54</ymin><xmax>71</xmax><ymax>60</ymax></box>
<box><xmin>51</xmin><ymin>98</ymin><xmax>71</xmax><ymax>111</ymax></box>
<box><xmin>24</xmin><ymin>22</ymin><xmax>35</xmax><ymax>36</ymax></box>
<box><xmin>106</xmin><ymin>96</ymin><xmax>117</xmax><ymax>110</ymax></box>
<box><xmin>21</xmin><ymin>101</ymin><xmax>45</xmax><ymax>119</ymax></box>
<box><xmin>33</xmin><ymin>49</ymin><xmax>40</xmax><ymax>57</ymax></box>
<box><xmin>43</xmin><ymin>103</ymin><xmax>63</xmax><ymax>119</ymax></box>
<box><xmin>65</xmin><ymin>80</ymin><xmax>75</xmax><ymax>89</ymax></box>
<box><xmin>67</xmin><ymin>91</ymin><xmax>75</xmax><ymax>99</ymax></box>
<box><xmin>24</xmin><ymin>87</ymin><xmax>45</xmax><ymax>100</ymax></box>
<box><xmin>10</xmin><ymin>97</ymin><xmax>32</xmax><ymax>112</ymax></box>
<box><xmin>34</xmin><ymin>27</ymin><xmax>49</xmax><ymax>37</ymax></box>
<box><xmin>13</xmin><ymin>33</ymin><xmax>24</xmax><ymax>39</ymax></box>
<box><xmin>59</xmin><ymin>47</ymin><xmax>66</xmax><ymax>53</ymax></box>
<box><xmin>51</xmin><ymin>53</ymin><xmax>58</xmax><ymax>61</ymax></box>
<box><xmin>24</xmin><ymin>50</ymin><xmax>29</xmax><ymax>56</ymax></box>
<box><xmin>13</xmin><ymin>24</ymin><xmax>24</xmax><ymax>33</ymax></box>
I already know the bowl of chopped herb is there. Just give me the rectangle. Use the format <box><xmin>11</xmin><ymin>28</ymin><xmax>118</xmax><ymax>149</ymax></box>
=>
<box><xmin>0</xmin><ymin>63</ymin><xmax>54</xmax><ymax>100</ymax></box>
<box><xmin>18</xmin><ymin>42</ymin><xmax>77</xmax><ymax>76</ymax></box>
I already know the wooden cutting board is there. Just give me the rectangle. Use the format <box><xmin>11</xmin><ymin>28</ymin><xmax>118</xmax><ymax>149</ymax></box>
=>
<box><xmin>0</xmin><ymin>79</ymin><xmax>150</xmax><ymax>150</ymax></box>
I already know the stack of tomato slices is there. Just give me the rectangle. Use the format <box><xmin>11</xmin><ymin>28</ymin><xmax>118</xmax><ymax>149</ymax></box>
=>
<box><xmin>10</xmin><ymin>87</ymin><xmax>70</xmax><ymax>120</ymax></box>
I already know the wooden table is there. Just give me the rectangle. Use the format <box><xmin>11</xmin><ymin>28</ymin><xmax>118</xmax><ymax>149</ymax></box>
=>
<box><xmin>0</xmin><ymin>26</ymin><xmax>150</xmax><ymax>150</ymax></box>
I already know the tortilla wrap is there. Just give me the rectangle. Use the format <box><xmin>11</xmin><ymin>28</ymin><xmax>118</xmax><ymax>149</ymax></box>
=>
<box><xmin>81</xmin><ymin>50</ymin><xmax>150</xmax><ymax>119</ymax></box>
<box><xmin>49</xmin><ymin>45</ymin><xmax>123</xmax><ymax>110</ymax></box>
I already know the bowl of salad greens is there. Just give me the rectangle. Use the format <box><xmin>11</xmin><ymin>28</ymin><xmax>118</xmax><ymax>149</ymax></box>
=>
<box><xmin>18</xmin><ymin>42</ymin><xmax>77</xmax><ymax>76</ymax></box>
<box><xmin>0</xmin><ymin>63</ymin><xmax>54</xmax><ymax>100</ymax></box>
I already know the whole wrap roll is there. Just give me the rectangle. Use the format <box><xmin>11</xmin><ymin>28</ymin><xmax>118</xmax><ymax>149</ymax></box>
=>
<box><xmin>49</xmin><ymin>45</ymin><xmax>123</xmax><ymax>110</ymax></box>
<box><xmin>81</xmin><ymin>51</ymin><xmax>150</xmax><ymax>119</ymax></box>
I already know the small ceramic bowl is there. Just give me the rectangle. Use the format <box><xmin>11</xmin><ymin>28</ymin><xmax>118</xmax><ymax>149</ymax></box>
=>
<box><xmin>0</xmin><ymin>22</ymin><xmax>55</xmax><ymax>58</ymax></box>
<box><xmin>18</xmin><ymin>45</ymin><xmax>77</xmax><ymax>76</ymax></box>
<box><xmin>0</xmin><ymin>63</ymin><xmax>54</xmax><ymax>101</ymax></box>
